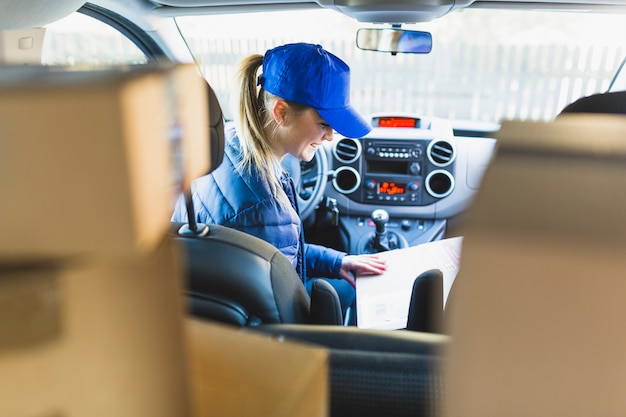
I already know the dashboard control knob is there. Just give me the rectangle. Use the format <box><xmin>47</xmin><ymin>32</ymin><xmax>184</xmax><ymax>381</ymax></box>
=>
<box><xmin>408</xmin><ymin>181</ymin><xmax>420</xmax><ymax>191</ymax></box>
<box><xmin>409</xmin><ymin>162</ymin><xmax>421</xmax><ymax>175</ymax></box>
<box><xmin>365</xmin><ymin>178</ymin><xmax>377</xmax><ymax>190</ymax></box>
<box><xmin>367</xmin><ymin>147</ymin><xmax>376</xmax><ymax>155</ymax></box>
<box><xmin>401</xmin><ymin>219</ymin><xmax>412</xmax><ymax>231</ymax></box>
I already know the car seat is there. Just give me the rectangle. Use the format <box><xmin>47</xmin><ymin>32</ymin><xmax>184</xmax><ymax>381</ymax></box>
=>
<box><xmin>558</xmin><ymin>90</ymin><xmax>626</xmax><ymax>116</ymax></box>
<box><xmin>247</xmin><ymin>323</ymin><xmax>448</xmax><ymax>417</ymax></box>
<box><xmin>172</xmin><ymin>81</ymin><xmax>343</xmax><ymax>326</ymax></box>
<box><xmin>406</xmin><ymin>268</ymin><xmax>444</xmax><ymax>333</ymax></box>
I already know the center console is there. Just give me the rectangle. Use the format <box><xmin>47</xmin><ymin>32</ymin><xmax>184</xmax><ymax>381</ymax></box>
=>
<box><xmin>323</xmin><ymin>115</ymin><xmax>458</xmax><ymax>254</ymax></box>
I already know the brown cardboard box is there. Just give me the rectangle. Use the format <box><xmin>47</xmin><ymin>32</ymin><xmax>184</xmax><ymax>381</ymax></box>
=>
<box><xmin>186</xmin><ymin>318</ymin><xmax>329</xmax><ymax>417</ymax></box>
<box><xmin>0</xmin><ymin>64</ymin><xmax>208</xmax><ymax>257</ymax></box>
<box><xmin>0</xmin><ymin>237</ymin><xmax>192</xmax><ymax>417</ymax></box>
<box><xmin>444</xmin><ymin>115</ymin><xmax>626</xmax><ymax>417</ymax></box>
<box><xmin>0</xmin><ymin>63</ymin><xmax>212</xmax><ymax>416</ymax></box>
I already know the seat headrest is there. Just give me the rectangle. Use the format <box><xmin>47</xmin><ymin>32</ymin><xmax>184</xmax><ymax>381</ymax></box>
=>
<box><xmin>206</xmin><ymin>82</ymin><xmax>225</xmax><ymax>174</ymax></box>
<box><xmin>559</xmin><ymin>91</ymin><xmax>626</xmax><ymax>116</ymax></box>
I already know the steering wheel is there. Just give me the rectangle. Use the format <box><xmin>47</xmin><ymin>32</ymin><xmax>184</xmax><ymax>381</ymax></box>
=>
<box><xmin>281</xmin><ymin>148</ymin><xmax>329</xmax><ymax>221</ymax></box>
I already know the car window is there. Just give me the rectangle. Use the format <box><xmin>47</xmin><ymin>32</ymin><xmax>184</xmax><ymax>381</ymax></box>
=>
<box><xmin>42</xmin><ymin>12</ymin><xmax>148</xmax><ymax>66</ymax></box>
<box><xmin>175</xmin><ymin>8</ymin><xmax>626</xmax><ymax>125</ymax></box>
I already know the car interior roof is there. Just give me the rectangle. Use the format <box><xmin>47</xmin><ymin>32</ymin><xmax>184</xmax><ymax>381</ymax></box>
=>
<box><xmin>147</xmin><ymin>0</ymin><xmax>626</xmax><ymax>20</ymax></box>
<box><xmin>3</xmin><ymin>0</ymin><xmax>625</xmax><ymax>30</ymax></box>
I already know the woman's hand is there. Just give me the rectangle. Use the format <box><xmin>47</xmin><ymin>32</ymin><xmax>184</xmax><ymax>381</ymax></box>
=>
<box><xmin>339</xmin><ymin>254</ymin><xmax>387</xmax><ymax>288</ymax></box>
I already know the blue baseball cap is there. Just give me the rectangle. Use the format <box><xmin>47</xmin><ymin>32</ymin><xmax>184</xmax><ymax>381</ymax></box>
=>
<box><xmin>258</xmin><ymin>43</ymin><xmax>372</xmax><ymax>138</ymax></box>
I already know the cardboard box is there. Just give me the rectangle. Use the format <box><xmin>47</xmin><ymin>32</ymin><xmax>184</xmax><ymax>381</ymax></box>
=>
<box><xmin>0</xmin><ymin>237</ymin><xmax>192</xmax><ymax>417</ymax></box>
<box><xmin>444</xmin><ymin>115</ymin><xmax>626</xmax><ymax>417</ymax></box>
<box><xmin>186</xmin><ymin>318</ymin><xmax>329</xmax><ymax>417</ymax></box>
<box><xmin>0</xmin><ymin>64</ymin><xmax>209</xmax><ymax>257</ymax></box>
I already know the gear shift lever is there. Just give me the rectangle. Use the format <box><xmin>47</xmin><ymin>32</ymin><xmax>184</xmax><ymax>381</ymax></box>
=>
<box><xmin>358</xmin><ymin>208</ymin><xmax>408</xmax><ymax>253</ymax></box>
<box><xmin>371</xmin><ymin>209</ymin><xmax>391</xmax><ymax>252</ymax></box>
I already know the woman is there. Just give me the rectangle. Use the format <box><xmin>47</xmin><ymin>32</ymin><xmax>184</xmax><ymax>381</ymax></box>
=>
<box><xmin>172</xmin><ymin>42</ymin><xmax>386</xmax><ymax>319</ymax></box>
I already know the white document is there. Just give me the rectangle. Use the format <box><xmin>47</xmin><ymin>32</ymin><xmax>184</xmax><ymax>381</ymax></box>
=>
<box><xmin>356</xmin><ymin>236</ymin><xmax>463</xmax><ymax>330</ymax></box>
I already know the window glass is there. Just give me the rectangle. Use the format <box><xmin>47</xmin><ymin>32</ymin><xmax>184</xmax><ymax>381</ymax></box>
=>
<box><xmin>42</xmin><ymin>12</ymin><xmax>148</xmax><ymax>66</ymax></box>
<box><xmin>176</xmin><ymin>8</ymin><xmax>626</xmax><ymax>124</ymax></box>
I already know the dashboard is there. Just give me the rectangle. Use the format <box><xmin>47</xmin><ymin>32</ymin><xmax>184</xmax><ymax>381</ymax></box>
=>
<box><xmin>314</xmin><ymin>113</ymin><xmax>497</xmax><ymax>254</ymax></box>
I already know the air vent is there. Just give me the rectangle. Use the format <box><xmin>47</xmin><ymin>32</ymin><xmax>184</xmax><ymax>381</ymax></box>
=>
<box><xmin>333</xmin><ymin>138</ymin><xmax>361</xmax><ymax>163</ymax></box>
<box><xmin>332</xmin><ymin>166</ymin><xmax>361</xmax><ymax>194</ymax></box>
<box><xmin>427</xmin><ymin>139</ymin><xmax>456</xmax><ymax>166</ymax></box>
<box><xmin>425</xmin><ymin>170</ymin><xmax>455</xmax><ymax>199</ymax></box>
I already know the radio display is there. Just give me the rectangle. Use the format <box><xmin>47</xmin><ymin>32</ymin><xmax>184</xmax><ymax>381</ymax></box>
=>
<box><xmin>378</xmin><ymin>181</ymin><xmax>406</xmax><ymax>195</ymax></box>
<box><xmin>367</xmin><ymin>160</ymin><xmax>409</xmax><ymax>175</ymax></box>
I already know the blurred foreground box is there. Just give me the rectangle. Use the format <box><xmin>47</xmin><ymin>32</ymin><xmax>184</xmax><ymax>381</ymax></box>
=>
<box><xmin>186</xmin><ymin>318</ymin><xmax>329</xmax><ymax>417</ymax></box>
<box><xmin>444</xmin><ymin>114</ymin><xmax>626</xmax><ymax>417</ymax></box>
<box><xmin>0</xmin><ymin>64</ymin><xmax>208</xmax><ymax>257</ymax></box>
<box><xmin>0</xmin><ymin>238</ymin><xmax>191</xmax><ymax>417</ymax></box>
<box><xmin>0</xmin><ymin>63</ymin><xmax>211</xmax><ymax>416</ymax></box>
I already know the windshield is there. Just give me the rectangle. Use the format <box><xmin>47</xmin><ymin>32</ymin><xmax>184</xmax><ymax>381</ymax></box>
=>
<box><xmin>176</xmin><ymin>8</ymin><xmax>625</xmax><ymax>125</ymax></box>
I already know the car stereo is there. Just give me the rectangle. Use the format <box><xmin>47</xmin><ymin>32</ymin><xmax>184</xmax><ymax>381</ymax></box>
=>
<box><xmin>332</xmin><ymin>137</ymin><xmax>456</xmax><ymax>206</ymax></box>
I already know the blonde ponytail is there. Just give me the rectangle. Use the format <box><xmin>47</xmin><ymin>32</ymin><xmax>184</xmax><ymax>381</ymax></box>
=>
<box><xmin>234</xmin><ymin>54</ymin><xmax>284</xmax><ymax>198</ymax></box>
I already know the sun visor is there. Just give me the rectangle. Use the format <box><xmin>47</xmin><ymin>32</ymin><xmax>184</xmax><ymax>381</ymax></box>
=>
<box><xmin>0</xmin><ymin>28</ymin><xmax>46</xmax><ymax>65</ymax></box>
<box><xmin>0</xmin><ymin>0</ymin><xmax>85</xmax><ymax>29</ymax></box>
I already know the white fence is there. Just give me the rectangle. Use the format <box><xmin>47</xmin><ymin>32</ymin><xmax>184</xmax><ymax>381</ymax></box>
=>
<box><xmin>191</xmin><ymin>37</ymin><xmax>623</xmax><ymax>124</ymax></box>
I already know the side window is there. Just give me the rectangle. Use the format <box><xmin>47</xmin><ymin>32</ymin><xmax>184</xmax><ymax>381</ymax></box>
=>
<box><xmin>42</xmin><ymin>12</ymin><xmax>148</xmax><ymax>66</ymax></box>
<box><xmin>609</xmin><ymin>57</ymin><xmax>626</xmax><ymax>92</ymax></box>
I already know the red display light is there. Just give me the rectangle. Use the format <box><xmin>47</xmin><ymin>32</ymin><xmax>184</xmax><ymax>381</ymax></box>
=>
<box><xmin>378</xmin><ymin>181</ymin><xmax>406</xmax><ymax>195</ymax></box>
<box><xmin>377</xmin><ymin>117</ymin><xmax>417</xmax><ymax>128</ymax></box>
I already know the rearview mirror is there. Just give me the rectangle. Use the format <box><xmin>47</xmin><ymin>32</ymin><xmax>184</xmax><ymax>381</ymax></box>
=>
<box><xmin>356</xmin><ymin>28</ymin><xmax>432</xmax><ymax>54</ymax></box>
